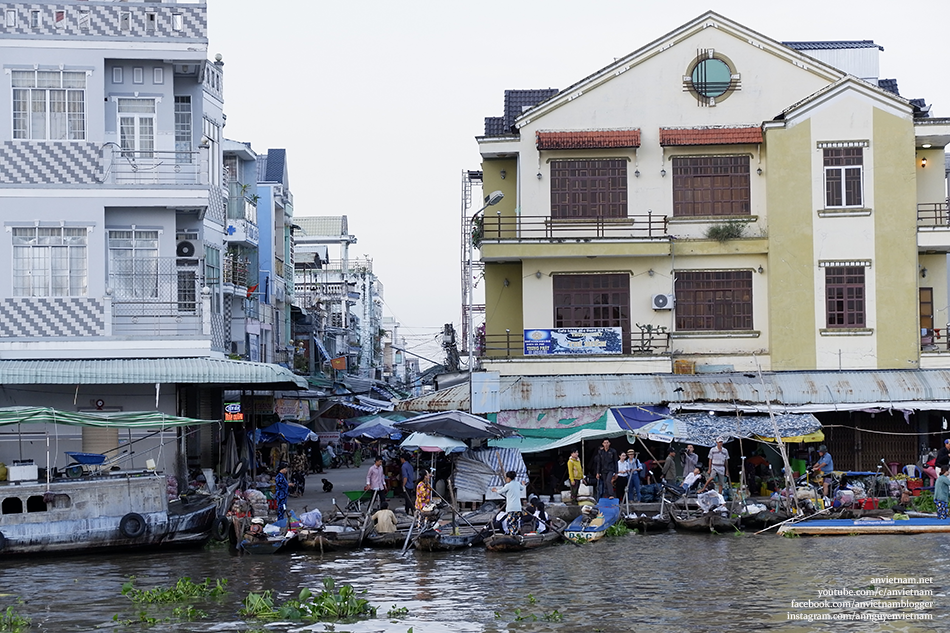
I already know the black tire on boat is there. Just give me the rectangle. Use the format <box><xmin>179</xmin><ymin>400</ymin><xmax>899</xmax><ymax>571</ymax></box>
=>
<box><xmin>211</xmin><ymin>516</ymin><xmax>231</xmax><ymax>541</ymax></box>
<box><xmin>0</xmin><ymin>530</ymin><xmax>5</xmax><ymax>551</ymax></box>
<box><xmin>119</xmin><ymin>512</ymin><xmax>147</xmax><ymax>538</ymax></box>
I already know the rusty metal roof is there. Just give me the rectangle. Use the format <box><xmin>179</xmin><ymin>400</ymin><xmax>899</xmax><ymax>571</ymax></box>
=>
<box><xmin>396</xmin><ymin>370</ymin><xmax>950</xmax><ymax>414</ymax></box>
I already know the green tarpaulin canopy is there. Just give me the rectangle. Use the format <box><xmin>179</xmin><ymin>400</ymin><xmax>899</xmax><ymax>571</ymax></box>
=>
<box><xmin>0</xmin><ymin>407</ymin><xmax>217</xmax><ymax>428</ymax></box>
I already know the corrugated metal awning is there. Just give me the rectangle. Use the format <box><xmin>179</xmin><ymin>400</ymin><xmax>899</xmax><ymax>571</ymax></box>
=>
<box><xmin>0</xmin><ymin>358</ymin><xmax>307</xmax><ymax>389</ymax></box>
<box><xmin>396</xmin><ymin>369</ymin><xmax>950</xmax><ymax>414</ymax></box>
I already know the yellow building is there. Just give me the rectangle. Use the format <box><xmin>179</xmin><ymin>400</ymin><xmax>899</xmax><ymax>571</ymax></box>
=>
<box><xmin>474</xmin><ymin>11</ymin><xmax>950</xmax><ymax>378</ymax></box>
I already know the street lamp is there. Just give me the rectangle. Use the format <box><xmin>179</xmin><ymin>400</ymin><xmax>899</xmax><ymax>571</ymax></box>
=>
<box><xmin>465</xmin><ymin>190</ymin><xmax>504</xmax><ymax>371</ymax></box>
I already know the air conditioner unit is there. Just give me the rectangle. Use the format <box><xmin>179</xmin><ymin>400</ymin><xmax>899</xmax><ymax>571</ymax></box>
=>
<box><xmin>652</xmin><ymin>293</ymin><xmax>674</xmax><ymax>310</ymax></box>
<box><xmin>176</xmin><ymin>231</ymin><xmax>199</xmax><ymax>262</ymax></box>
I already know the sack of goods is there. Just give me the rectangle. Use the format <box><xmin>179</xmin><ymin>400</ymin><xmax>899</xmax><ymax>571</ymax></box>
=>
<box><xmin>244</xmin><ymin>488</ymin><xmax>270</xmax><ymax>517</ymax></box>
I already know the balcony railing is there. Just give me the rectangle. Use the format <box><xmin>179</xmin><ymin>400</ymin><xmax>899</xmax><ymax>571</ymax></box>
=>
<box><xmin>480</xmin><ymin>326</ymin><xmax>671</xmax><ymax>359</ymax></box>
<box><xmin>475</xmin><ymin>213</ymin><xmax>670</xmax><ymax>244</ymax></box>
<box><xmin>105</xmin><ymin>149</ymin><xmax>205</xmax><ymax>185</ymax></box>
<box><xmin>917</xmin><ymin>202</ymin><xmax>950</xmax><ymax>227</ymax></box>
<box><xmin>223</xmin><ymin>254</ymin><xmax>250</xmax><ymax>287</ymax></box>
<box><xmin>109</xmin><ymin>257</ymin><xmax>207</xmax><ymax>336</ymax></box>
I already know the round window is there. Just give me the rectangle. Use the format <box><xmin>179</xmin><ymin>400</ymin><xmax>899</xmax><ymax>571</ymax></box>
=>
<box><xmin>691</xmin><ymin>58</ymin><xmax>732</xmax><ymax>98</ymax></box>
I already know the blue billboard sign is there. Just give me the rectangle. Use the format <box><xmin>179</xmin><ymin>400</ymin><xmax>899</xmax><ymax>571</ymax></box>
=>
<box><xmin>523</xmin><ymin>327</ymin><xmax>623</xmax><ymax>355</ymax></box>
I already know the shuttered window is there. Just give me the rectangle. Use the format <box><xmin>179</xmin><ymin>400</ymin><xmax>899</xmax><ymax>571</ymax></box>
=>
<box><xmin>672</xmin><ymin>156</ymin><xmax>750</xmax><ymax>217</ymax></box>
<box><xmin>553</xmin><ymin>274</ymin><xmax>630</xmax><ymax>350</ymax></box>
<box><xmin>825</xmin><ymin>266</ymin><xmax>865</xmax><ymax>327</ymax></box>
<box><xmin>675</xmin><ymin>271</ymin><xmax>753</xmax><ymax>330</ymax></box>
<box><xmin>550</xmin><ymin>159</ymin><xmax>627</xmax><ymax>219</ymax></box>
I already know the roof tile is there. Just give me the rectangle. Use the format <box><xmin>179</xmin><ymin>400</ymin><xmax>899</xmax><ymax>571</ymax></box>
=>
<box><xmin>537</xmin><ymin>129</ymin><xmax>641</xmax><ymax>150</ymax></box>
<box><xmin>659</xmin><ymin>126</ymin><xmax>762</xmax><ymax>146</ymax></box>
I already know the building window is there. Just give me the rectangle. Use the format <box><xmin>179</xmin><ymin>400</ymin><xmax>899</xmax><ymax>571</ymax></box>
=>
<box><xmin>550</xmin><ymin>159</ymin><xmax>627</xmax><ymax>219</ymax></box>
<box><xmin>30</xmin><ymin>10</ymin><xmax>39</xmax><ymax>28</ymax></box>
<box><xmin>12</xmin><ymin>227</ymin><xmax>87</xmax><ymax>297</ymax></box>
<box><xmin>132</xmin><ymin>67</ymin><xmax>144</xmax><ymax>84</ymax></box>
<box><xmin>12</xmin><ymin>70</ymin><xmax>86</xmax><ymax>140</ymax></box>
<box><xmin>117</xmin><ymin>98</ymin><xmax>155</xmax><ymax>158</ymax></box>
<box><xmin>108</xmin><ymin>229</ymin><xmax>158</xmax><ymax>300</ymax></box>
<box><xmin>78</xmin><ymin>9</ymin><xmax>89</xmax><ymax>31</ymax></box>
<box><xmin>825</xmin><ymin>266</ymin><xmax>865</xmax><ymax>328</ymax></box>
<box><xmin>675</xmin><ymin>271</ymin><xmax>753</xmax><ymax>330</ymax></box>
<box><xmin>53</xmin><ymin>10</ymin><xmax>65</xmax><ymax>28</ymax></box>
<box><xmin>824</xmin><ymin>148</ymin><xmax>863</xmax><ymax>208</ymax></box>
<box><xmin>119</xmin><ymin>11</ymin><xmax>130</xmax><ymax>32</ymax></box>
<box><xmin>553</xmin><ymin>273</ymin><xmax>630</xmax><ymax>349</ymax></box>
<box><xmin>174</xmin><ymin>96</ymin><xmax>192</xmax><ymax>163</ymax></box>
<box><xmin>146</xmin><ymin>12</ymin><xmax>156</xmax><ymax>32</ymax></box>
<box><xmin>203</xmin><ymin>117</ymin><xmax>221</xmax><ymax>186</ymax></box>
<box><xmin>153</xmin><ymin>67</ymin><xmax>164</xmax><ymax>84</ymax></box>
<box><xmin>684</xmin><ymin>50</ymin><xmax>739</xmax><ymax>105</ymax></box>
<box><xmin>112</xmin><ymin>67</ymin><xmax>123</xmax><ymax>84</ymax></box>
<box><xmin>672</xmin><ymin>156</ymin><xmax>750</xmax><ymax>217</ymax></box>
<box><xmin>205</xmin><ymin>246</ymin><xmax>221</xmax><ymax>314</ymax></box>
<box><xmin>172</xmin><ymin>13</ymin><xmax>183</xmax><ymax>31</ymax></box>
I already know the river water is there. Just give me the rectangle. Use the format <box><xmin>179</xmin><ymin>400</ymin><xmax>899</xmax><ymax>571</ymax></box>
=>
<box><xmin>3</xmin><ymin>531</ymin><xmax>949</xmax><ymax>633</ymax></box>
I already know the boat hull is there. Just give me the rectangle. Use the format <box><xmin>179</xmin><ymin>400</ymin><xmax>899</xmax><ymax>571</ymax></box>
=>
<box><xmin>778</xmin><ymin>517</ymin><xmax>950</xmax><ymax>536</ymax></box>
<box><xmin>0</xmin><ymin>474</ymin><xmax>219</xmax><ymax>557</ymax></box>
<box><xmin>484</xmin><ymin>517</ymin><xmax>567</xmax><ymax>552</ymax></box>
<box><xmin>671</xmin><ymin>512</ymin><xmax>739</xmax><ymax>533</ymax></box>
<box><xmin>564</xmin><ymin>498</ymin><xmax>620</xmax><ymax>543</ymax></box>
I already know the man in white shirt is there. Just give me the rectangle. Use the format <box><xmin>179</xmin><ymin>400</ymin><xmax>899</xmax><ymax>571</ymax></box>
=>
<box><xmin>707</xmin><ymin>437</ymin><xmax>730</xmax><ymax>493</ymax></box>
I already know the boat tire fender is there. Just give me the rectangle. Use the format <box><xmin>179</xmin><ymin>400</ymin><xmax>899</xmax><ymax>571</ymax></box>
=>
<box><xmin>119</xmin><ymin>512</ymin><xmax>147</xmax><ymax>539</ymax></box>
<box><xmin>212</xmin><ymin>516</ymin><xmax>231</xmax><ymax>541</ymax></box>
<box><xmin>0</xmin><ymin>531</ymin><xmax>5</xmax><ymax>551</ymax></box>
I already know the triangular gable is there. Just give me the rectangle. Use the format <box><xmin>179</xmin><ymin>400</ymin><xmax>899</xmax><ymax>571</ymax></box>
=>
<box><xmin>515</xmin><ymin>10</ymin><xmax>848</xmax><ymax>131</ymax></box>
<box><xmin>775</xmin><ymin>75</ymin><xmax>913</xmax><ymax>124</ymax></box>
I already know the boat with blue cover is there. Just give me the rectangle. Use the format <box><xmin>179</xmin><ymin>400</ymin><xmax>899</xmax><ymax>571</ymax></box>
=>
<box><xmin>564</xmin><ymin>498</ymin><xmax>620</xmax><ymax>543</ymax></box>
<box><xmin>778</xmin><ymin>515</ymin><xmax>950</xmax><ymax>536</ymax></box>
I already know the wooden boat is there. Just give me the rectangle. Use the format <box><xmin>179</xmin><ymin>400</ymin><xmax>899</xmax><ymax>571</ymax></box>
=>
<box><xmin>564</xmin><ymin>498</ymin><xmax>620</xmax><ymax>543</ymax></box>
<box><xmin>414</xmin><ymin>524</ymin><xmax>486</xmax><ymax>551</ymax></box>
<box><xmin>0</xmin><ymin>472</ymin><xmax>225</xmax><ymax>557</ymax></box>
<box><xmin>297</xmin><ymin>525</ymin><xmax>364</xmax><ymax>551</ymax></box>
<box><xmin>624</xmin><ymin>513</ymin><xmax>672</xmax><ymax>532</ymax></box>
<box><xmin>237</xmin><ymin>532</ymin><xmax>298</xmax><ymax>554</ymax></box>
<box><xmin>778</xmin><ymin>516</ymin><xmax>950</xmax><ymax>536</ymax></box>
<box><xmin>364</xmin><ymin>529</ymin><xmax>410</xmax><ymax>548</ymax></box>
<box><xmin>484</xmin><ymin>517</ymin><xmax>567</xmax><ymax>552</ymax></box>
<box><xmin>671</xmin><ymin>510</ymin><xmax>740</xmax><ymax>533</ymax></box>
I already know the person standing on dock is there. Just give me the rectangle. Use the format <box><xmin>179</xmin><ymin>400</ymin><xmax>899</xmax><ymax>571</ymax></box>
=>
<box><xmin>593</xmin><ymin>439</ymin><xmax>618</xmax><ymax>500</ymax></box>
<box><xmin>661</xmin><ymin>447</ymin><xmax>677</xmax><ymax>483</ymax></box>
<box><xmin>627</xmin><ymin>450</ymin><xmax>643</xmax><ymax>502</ymax></box>
<box><xmin>567</xmin><ymin>449</ymin><xmax>583</xmax><ymax>503</ymax></box>
<box><xmin>415</xmin><ymin>469</ymin><xmax>433</xmax><ymax>513</ymax></box>
<box><xmin>707</xmin><ymin>438</ymin><xmax>730</xmax><ymax>494</ymax></box>
<box><xmin>682</xmin><ymin>445</ymin><xmax>699</xmax><ymax>481</ymax></box>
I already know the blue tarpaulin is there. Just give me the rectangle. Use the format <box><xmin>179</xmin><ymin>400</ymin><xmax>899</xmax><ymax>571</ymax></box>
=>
<box><xmin>258</xmin><ymin>421</ymin><xmax>317</xmax><ymax>445</ymax></box>
<box><xmin>611</xmin><ymin>405</ymin><xmax>671</xmax><ymax>430</ymax></box>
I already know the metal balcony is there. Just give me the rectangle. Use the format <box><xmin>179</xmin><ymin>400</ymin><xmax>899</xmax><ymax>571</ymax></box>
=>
<box><xmin>475</xmin><ymin>212</ymin><xmax>670</xmax><ymax>244</ymax></box>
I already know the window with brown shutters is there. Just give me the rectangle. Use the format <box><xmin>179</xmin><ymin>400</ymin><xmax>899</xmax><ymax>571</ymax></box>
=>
<box><xmin>675</xmin><ymin>271</ymin><xmax>753</xmax><ymax>330</ymax></box>
<box><xmin>672</xmin><ymin>156</ymin><xmax>750</xmax><ymax>217</ymax></box>
<box><xmin>553</xmin><ymin>274</ymin><xmax>630</xmax><ymax>349</ymax></box>
<box><xmin>550</xmin><ymin>159</ymin><xmax>627</xmax><ymax>219</ymax></box>
<box><xmin>824</xmin><ymin>148</ymin><xmax>863</xmax><ymax>208</ymax></box>
<box><xmin>825</xmin><ymin>266</ymin><xmax>865</xmax><ymax>327</ymax></box>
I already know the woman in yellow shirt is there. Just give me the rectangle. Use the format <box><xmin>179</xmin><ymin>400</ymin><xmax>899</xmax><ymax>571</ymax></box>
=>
<box><xmin>567</xmin><ymin>449</ymin><xmax>584</xmax><ymax>503</ymax></box>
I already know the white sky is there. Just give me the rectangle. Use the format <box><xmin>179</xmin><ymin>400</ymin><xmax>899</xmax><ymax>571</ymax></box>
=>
<box><xmin>208</xmin><ymin>0</ymin><xmax>950</xmax><ymax>367</ymax></box>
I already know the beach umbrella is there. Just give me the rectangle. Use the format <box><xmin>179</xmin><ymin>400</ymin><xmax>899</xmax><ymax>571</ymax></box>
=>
<box><xmin>399</xmin><ymin>432</ymin><xmax>467</xmax><ymax>454</ymax></box>
<box><xmin>394</xmin><ymin>410</ymin><xmax>519</xmax><ymax>441</ymax></box>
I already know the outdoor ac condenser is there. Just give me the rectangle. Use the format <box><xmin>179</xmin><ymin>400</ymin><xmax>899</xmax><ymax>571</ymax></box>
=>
<box><xmin>652</xmin><ymin>293</ymin><xmax>674</xmax><ymax>310</ymax></box>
